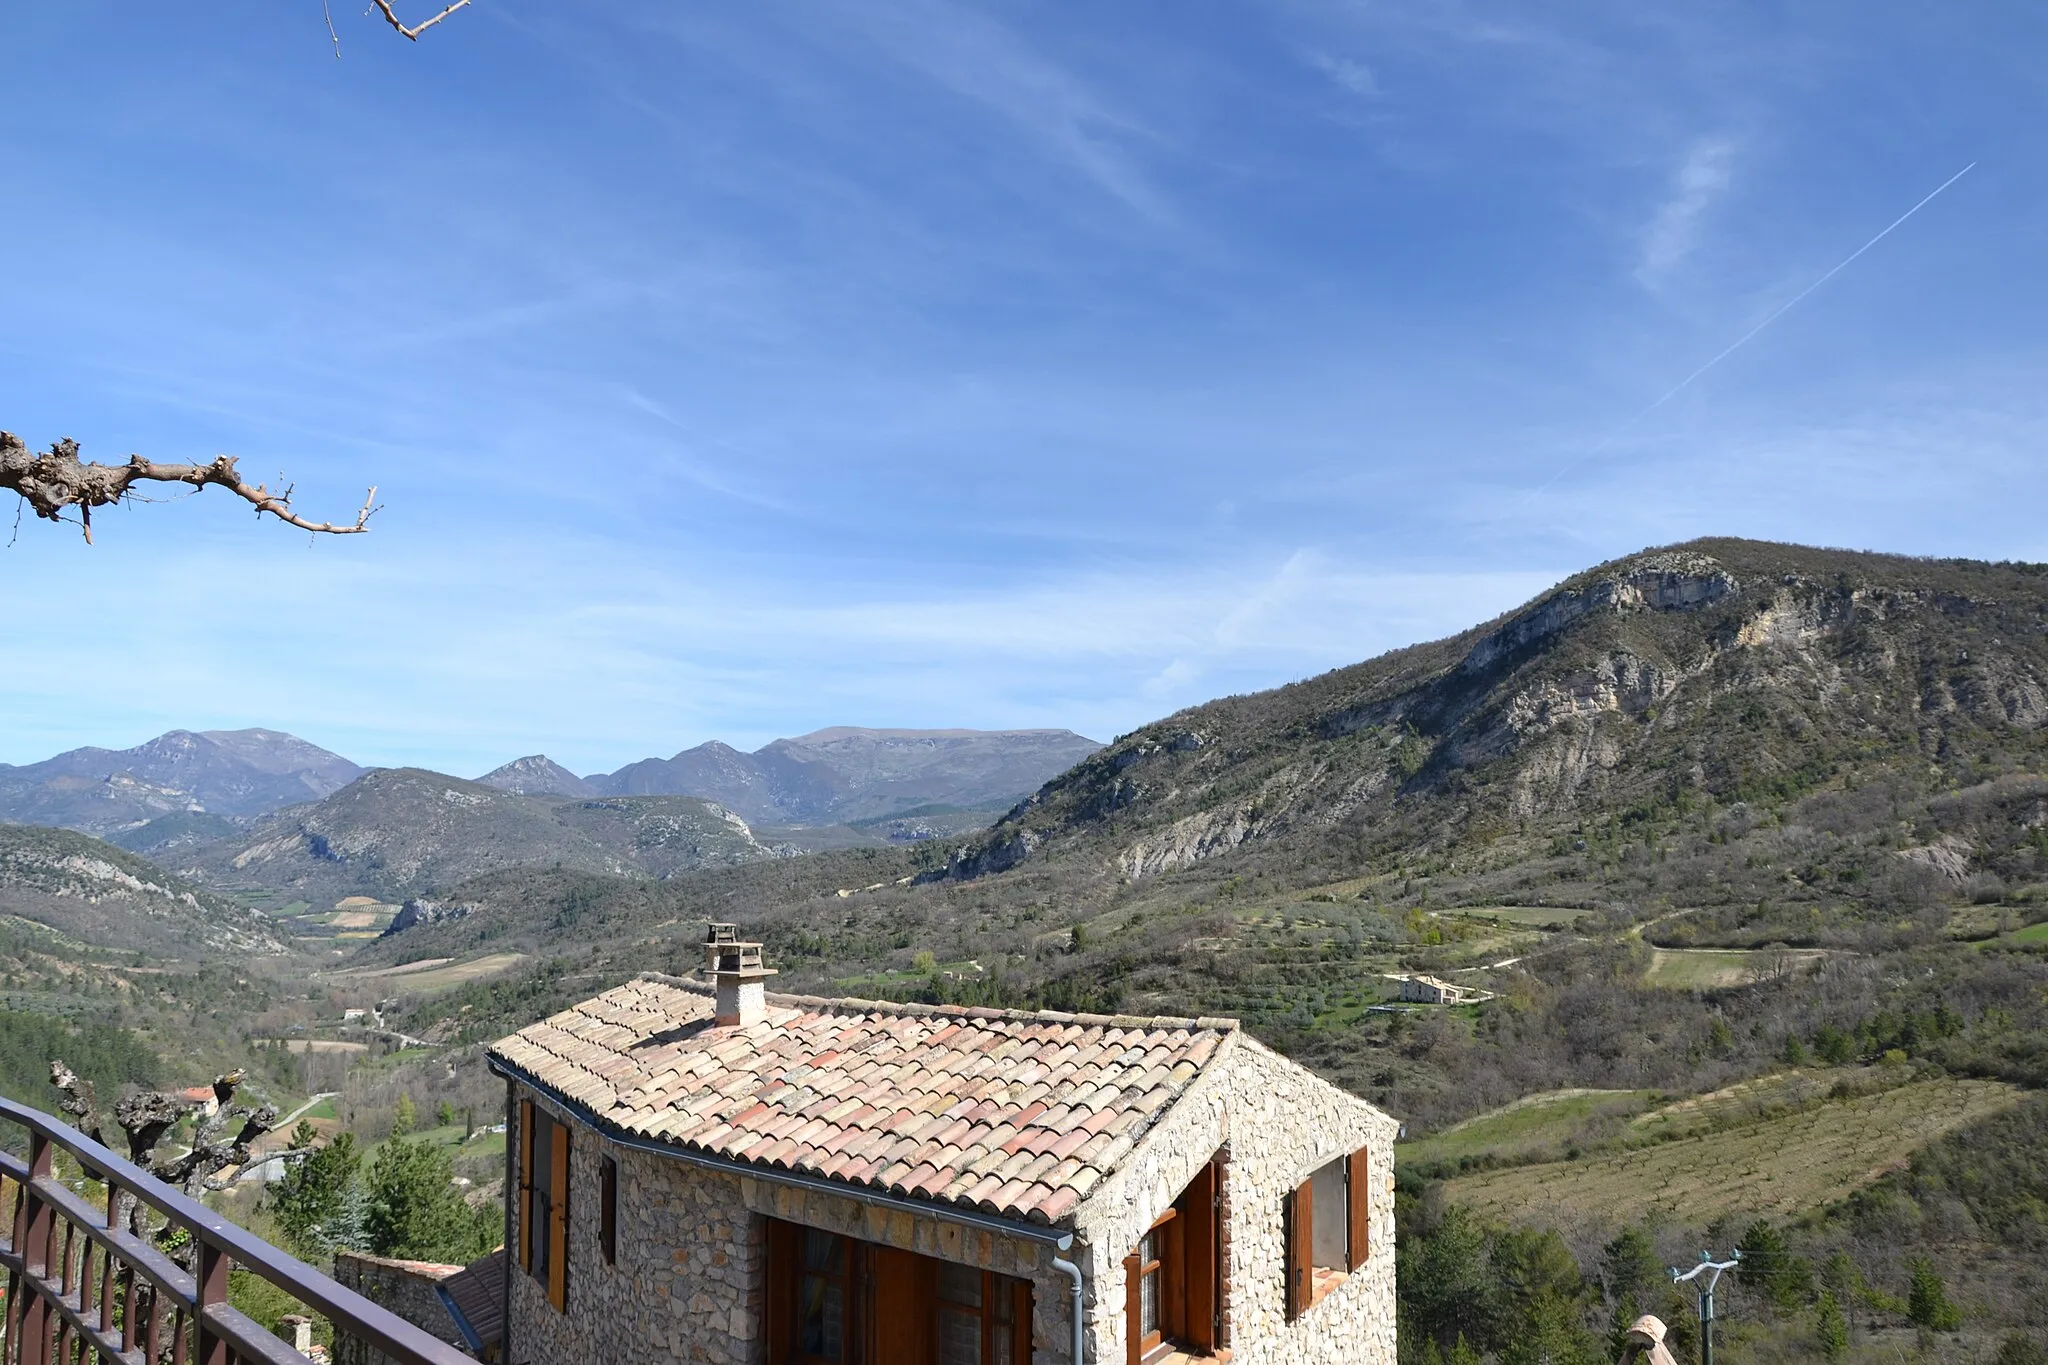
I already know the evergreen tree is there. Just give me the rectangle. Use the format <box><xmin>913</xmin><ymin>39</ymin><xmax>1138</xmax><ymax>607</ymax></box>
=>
<box><xmin>268</xmin><ymin>1129</ymin><xmax>363</xmax><ymax>1264</ymax></box>
<box><xmin>1814</xmin><ymin>1290</ymin><xmax>1848</xmax><ymax>1360</ymax></box>
<box><xmin>1446</xmin><ymin>1336</ymin><xmax>1481</xmax><ymax>1365</ymax></box>
<box><xmin>364</xmin><ymin>1138</ymin><xmax>479</xmax><ymax>1262</ymax></box>
<box><xmin>1906</xmin><ymin>1257</ymin><xmax>1962</xmax><ymax>1332</ymax></box>
<box><xmin>1736</xmin><ymin>1220</ymin><xmax>1813</xmax><ymax>1311</ymax></box>
<box><xmin>1600</xmin><ymin>1226</ymin><xmax>1660</xmax><ymax>1303</ymax></box>
<box><xmin>1400</xmin><ymin>1205</ymin><xmax>1491</xmax><ymax>1354</ymax></box>
<box><xmin>435</xmin><ymin>1099</ymin><xmax>457</xmax><ymax>1128</ymax></box>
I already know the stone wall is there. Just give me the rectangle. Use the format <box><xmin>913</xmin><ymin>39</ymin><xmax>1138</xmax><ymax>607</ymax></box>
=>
<box><xmin>506</xmin><ymin>1085</ymin><xmax>769</xmax><ymax>1365</ymax></box>
<box><xmin>332</xmin><ymin>1251</ymin><xmax>467</xmax><ymax>1365</ymax></box>
<box><xmin>1070</xmin><ymin>1032</ymin><xmax>1399</xmax><ymax>1365</ymax></box>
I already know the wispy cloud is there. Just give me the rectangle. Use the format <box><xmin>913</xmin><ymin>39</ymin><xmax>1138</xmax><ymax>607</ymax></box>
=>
<box><xmin>837</xmin><ymin>0</ymin><xmax>1172</xmax><ymax>221</ymax></box>
<box><xmin>1635</xmin><ymin>137</ymin><xmax>1737</xmax><ymax>286</ymax></box>
<box><xmin>1305</xmin><ymin>51</ymin><xmax>1381</xmax><ymax>99</ymax></box>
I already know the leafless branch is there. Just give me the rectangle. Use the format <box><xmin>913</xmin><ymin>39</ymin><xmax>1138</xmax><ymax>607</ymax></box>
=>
<box><xmin>1</xmin><ymin>432</ymin><xmax>380</xmax><ymax>543</ymax></box>
<box><xmin>368</xmin><ymin>0</ymin><xmax>474</xmax><ymax>41</ymax></box>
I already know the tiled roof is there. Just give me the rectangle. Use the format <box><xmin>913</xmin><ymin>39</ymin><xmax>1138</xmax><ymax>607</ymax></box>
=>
<box><xmin>489</xmin><ymin>975</ymin><xmax>1238</xmax><ymax>1226</ymax></box>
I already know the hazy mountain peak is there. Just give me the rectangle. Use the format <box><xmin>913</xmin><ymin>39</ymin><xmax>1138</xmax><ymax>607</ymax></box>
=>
<box><xmin>477</xmin><ymin>755</ymin><xmax>597</xmax><ymax>798</ymax></box>
<box><xmin>0</xmin><ymin>728</ymin><xmax>364</xmax><ymax>834</ymax></box>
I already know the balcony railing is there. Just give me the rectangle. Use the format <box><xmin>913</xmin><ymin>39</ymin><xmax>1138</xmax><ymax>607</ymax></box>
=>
<box><xmin>0</xmin><ymin>1095</ymin><xmax>476</xmax><ymax>1365</ymax></box>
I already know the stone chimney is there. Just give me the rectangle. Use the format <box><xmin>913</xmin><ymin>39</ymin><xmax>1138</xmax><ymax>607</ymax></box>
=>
<box><xmin>704</xmin><ymin>923</ymin><xmax>775</xmax><ymax>1027</ymax></box>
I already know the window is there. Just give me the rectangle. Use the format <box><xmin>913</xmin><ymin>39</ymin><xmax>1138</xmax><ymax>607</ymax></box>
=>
<box><xmin>1283</xmin><ymin>1146</ymin><xmax>1371</xmax><ymax>1322</ymax></box>
<box><xmin>1124</xmin><ymin>1159</ymin><xmax>1219</xmax><ymax>1363</ymax></box>
<box><xmin>937</xmin><ymin>1258</ymin><xmax>1031</xmax><ymax>1365</ymax></box>
<box><xmin>795</xmin><ymin>1228</ymin><xmax>850</xmax><ymax>1362</ymax></box>
<box><xmin>600</xmin><ymin>1154</ymin><xmax>618</xmax><ymax>1266</ymax></box>
<box><xmin>517</xmin><ymin>1098</ymin><xmax>571</xmax><ymax>1312</ymax></box>
<box><xmin>766</xmin><ymin>1221</ymin><xmax>1033</xmax><ymax>1365</ymax></box>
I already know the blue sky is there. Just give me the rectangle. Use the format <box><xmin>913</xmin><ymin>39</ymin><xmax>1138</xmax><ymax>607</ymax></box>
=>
<box><xmin>3</xmin><ymin>2</ymin><xmax>2044</xmax><ymax>776</ymax></box>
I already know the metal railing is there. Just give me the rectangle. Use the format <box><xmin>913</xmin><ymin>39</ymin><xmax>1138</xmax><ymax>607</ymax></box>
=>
<box><xmin>0</xmin><ymin>1095</ymin><xmax>475</xmax><ymax>1365</ymax></box>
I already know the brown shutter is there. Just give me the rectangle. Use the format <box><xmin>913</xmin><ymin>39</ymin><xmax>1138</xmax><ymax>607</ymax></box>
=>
<box><xmin>1124</xmin><ymin>1251</ymin><xmax>1142</xmax><ymax>1365</ymax></box>
<box><xmin>1284</xmin><ymin>1181</ymin><xmax>1313</xmax><ymax>1321</ymax></box>
<box><xmin>547</xmin><ymin>1120</ymin><xmax>571</xmax><ymax>1311</ymax></box>
<box><xmin>1347</xmin><ymin>1147</ymin><xmax>1371</xmax><ymax>1271</ymax></box>
<box><xmin>1181</xmin><ymin>1163</ymin><xmax>1217</xmax><ymax>1353</ymax></box>
<box><xmin>517</xmin><ymin>1101</ymin><xmax>534</xmax><ymax>1273</ymax></box>
<box><xmin>600</xmin><ymin>1155</ymin><xmax>617</xmax><ymax>1266</ymax></box>
<box><xmin>766</xmin><ymin>1220</ymin><xmax>794</xmax><ymax>1364</ymax></box>
<box><xmin>1011</xmin><ymin>1278</ymin><xmax>1034</xmax><ymax>1365</ymax></box>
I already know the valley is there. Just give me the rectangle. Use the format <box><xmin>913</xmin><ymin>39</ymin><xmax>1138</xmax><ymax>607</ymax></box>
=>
<box><xmin>3</xmin><ymin>539</ymin><xmax>2046</xmax><ymax>1361</ymax></box>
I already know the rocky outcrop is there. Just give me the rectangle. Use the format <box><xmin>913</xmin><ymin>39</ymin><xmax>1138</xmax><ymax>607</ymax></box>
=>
<box><xmin>384</xmin><ymin>897</ymin><xmax>480</xmax><ymax>936</ymax></box>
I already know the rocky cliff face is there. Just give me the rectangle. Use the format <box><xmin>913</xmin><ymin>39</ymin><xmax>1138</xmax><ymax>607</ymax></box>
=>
<box><xmin>935</xmin><ymin>540</ymin><xmax>2048</xmax><ymax>883</ymax></box>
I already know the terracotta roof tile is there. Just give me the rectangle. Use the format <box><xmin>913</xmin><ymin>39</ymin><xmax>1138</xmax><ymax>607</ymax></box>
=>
<box><xmin>489</xmin><ymin>974</ymin><xmax>1236</xmax><ymax>1226</ymax></box>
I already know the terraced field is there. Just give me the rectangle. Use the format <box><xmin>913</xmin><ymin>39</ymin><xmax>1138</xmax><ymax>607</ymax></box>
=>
<box><xmin>1399</xmin><ymin>1088</ymin><xmax>1657</xmax><ymax>1169</ymax></box>
<box><xmin>1442</xmin><ymin>1076</ymin><xmax>2021</xmax><ymax>1224</ymax></box>
<box><xmin>1642</xmin><ymin>947</ymin><xmax>1827</xmax><ymax>989</ymax></box>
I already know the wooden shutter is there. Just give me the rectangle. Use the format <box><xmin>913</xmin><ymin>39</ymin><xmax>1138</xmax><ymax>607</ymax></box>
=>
<box><xmin>517</xmin><ymin>1101</ymin><xmax>534</xmax><ymax>1273</ymax></box>
<box><xmin>1347</xmin><ymin>1147</ymin><xmax>1371</xmax><ymax>1271</ymax></box>
<box><xmin>1123</xmin><ymin>1250</ymin><xmax>1143</xmax><ymax>1365</ymax></box>
<box><xmin>547</xmin><ymin>1120</ymin><xmax>570</xmax><ymax>1311</ymax></box>
<box><xmin>1284</xmin><ymin>1181</ymin><xmax>1313</xmax><ymax>1321</ymax></box>
<box><xmin>1181</xmin><ymin>1163</ymin><xmax>1217</xmax><ymax>1353</ymax></box>
<box><xmin>600</xmin><ymin>1155</ymin><xmax>617</xmax><ymax>1266</ymax></box>
<box><xmin>765</xmin><ymin>1220</ymin><xmax>795</xmax><ymax>1364</ymax></box>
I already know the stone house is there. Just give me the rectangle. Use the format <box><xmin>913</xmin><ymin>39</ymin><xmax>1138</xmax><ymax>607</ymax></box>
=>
<box><xmin>480</xmin><ymin>927</ymin><xmax>1397</xmax><ymax>1365</ymax></box>
<box><xmin>1395</xmin><ymin>975</ymin><xmax>1474</xmax><ymax>1006</ymax></box>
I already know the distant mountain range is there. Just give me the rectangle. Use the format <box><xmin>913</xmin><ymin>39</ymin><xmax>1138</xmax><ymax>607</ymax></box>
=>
<box><xmin>0</xmin><ymin>726</ymin><xmax>1104</xmax><ymax>839</ymax></box>
<box><xmin>185</xmin><ymin>768</ymin><xmax>772</xmax><ymax>903</ymax></box>
<box><xmin>0</xmin><ymin>729</ymin><xmax>364</xmax><ymax>837</ymax></box>
<box><xmin>477</xmin><ymin>727</ymin><xmax>1105</xmax><ymax>826</ymax></box>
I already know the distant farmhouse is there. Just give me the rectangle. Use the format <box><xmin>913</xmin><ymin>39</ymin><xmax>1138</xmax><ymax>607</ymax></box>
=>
<box><xmin>1394</xmin><ymin>975</ymin><xmax>1490</xmax><ymax>1006</ymax></box>
<box><xmin>462</xmin><ymin>925</ymin><xmax>1399</xmax><ymax>1364</ymax></box>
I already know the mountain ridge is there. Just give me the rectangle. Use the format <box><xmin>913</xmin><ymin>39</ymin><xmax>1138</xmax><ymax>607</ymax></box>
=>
<box><xmin>480</xmin><ymin>726</ymin><xmax>1104</xmax><ymax>826</ymax></box>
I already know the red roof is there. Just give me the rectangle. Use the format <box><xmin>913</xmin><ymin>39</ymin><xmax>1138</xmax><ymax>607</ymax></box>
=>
<box><xmin>489</xmin><ymin>975</ymin><xmax>1237</xmax><ymax>1226</ymax></box>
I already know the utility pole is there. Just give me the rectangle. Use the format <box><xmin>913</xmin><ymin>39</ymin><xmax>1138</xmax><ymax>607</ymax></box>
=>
<box><xmin>1671</xmin><ymin>1249</ymin><xmax>1741</xmax><ymax>1365</ymax></box>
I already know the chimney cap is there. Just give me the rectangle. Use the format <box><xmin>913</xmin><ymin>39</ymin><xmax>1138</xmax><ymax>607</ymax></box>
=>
<box><xmin>704</xmin><ymin>922</ymin><xmax>774</xmax><ymax>982</ymax></box>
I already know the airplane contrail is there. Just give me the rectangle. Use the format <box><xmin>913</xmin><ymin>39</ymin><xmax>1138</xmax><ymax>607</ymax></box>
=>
<box><xmin>1532</xmin><ymin>160</ymin><xmax>1977</xmax><ymax>497</ymax></box>
<box><xmin>1637</xmin><ymin>160</ymin><xmax>1977</xmax><ymax>416</ymax></box>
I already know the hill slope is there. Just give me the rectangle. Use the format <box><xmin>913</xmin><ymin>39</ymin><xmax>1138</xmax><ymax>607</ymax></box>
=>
<box><xmin>0</xmin><ymin>823</ymin><xmax>285</xmax><ymax>957</ymax></box>
<box><xmin>192</xmin><ymin>768</ymin><xmax>775</xmax><ymax>902</ymax></box>
<box><xmin>940</xmin><ymin>540</ymin><xmax>2048</xmax><ymax>903</ymax></box>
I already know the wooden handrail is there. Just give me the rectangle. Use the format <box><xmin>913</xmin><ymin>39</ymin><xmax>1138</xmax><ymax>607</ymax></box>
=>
<box><xmin>0</xmin><ymin>1095</ymin><xmax>475</xmax><ymax>1365</ymax></box>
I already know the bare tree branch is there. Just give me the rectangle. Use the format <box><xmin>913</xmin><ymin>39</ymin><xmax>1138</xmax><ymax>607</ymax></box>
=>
<box><xmin>1</xmin><ymin>432</ymin><xmax>379</xmax><ymax>543</ymax></box>
<box><xmin>368</xmin><ymin>0</ymin><xmax>474</xmax><ymax>41</ymax></box>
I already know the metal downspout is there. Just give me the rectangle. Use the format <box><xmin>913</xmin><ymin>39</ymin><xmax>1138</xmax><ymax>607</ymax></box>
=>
<box><xmin>1050</xmin><ymin>1246</ymin><xmax>1086</xmax><ymax>1364</ymax></box>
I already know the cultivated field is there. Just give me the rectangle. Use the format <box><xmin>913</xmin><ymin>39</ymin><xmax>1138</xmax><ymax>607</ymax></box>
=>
<box><xmin>1399</xmin><ymin>1088</ymin><xmax>1656</xmax><ymax>1169</ymax></box>
<box><xmin>329</xmin><ymin>952</ymin><xmax>527</xmax><ymax>993</ymax></box>
<box><xmin>1442</xmin><ymin>905</ymin><xmax>1588</xmax><ymax>930</ymax></box>
<box><xmin>1642</xmin><ymin>947</ymin><xmax>1826</xmax><ymax>989</ymax></box>
<box><xmin>1442</xmin><ymin>1076</ymin><xmax>2021</xmax><ymax>1225</ymax></box>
